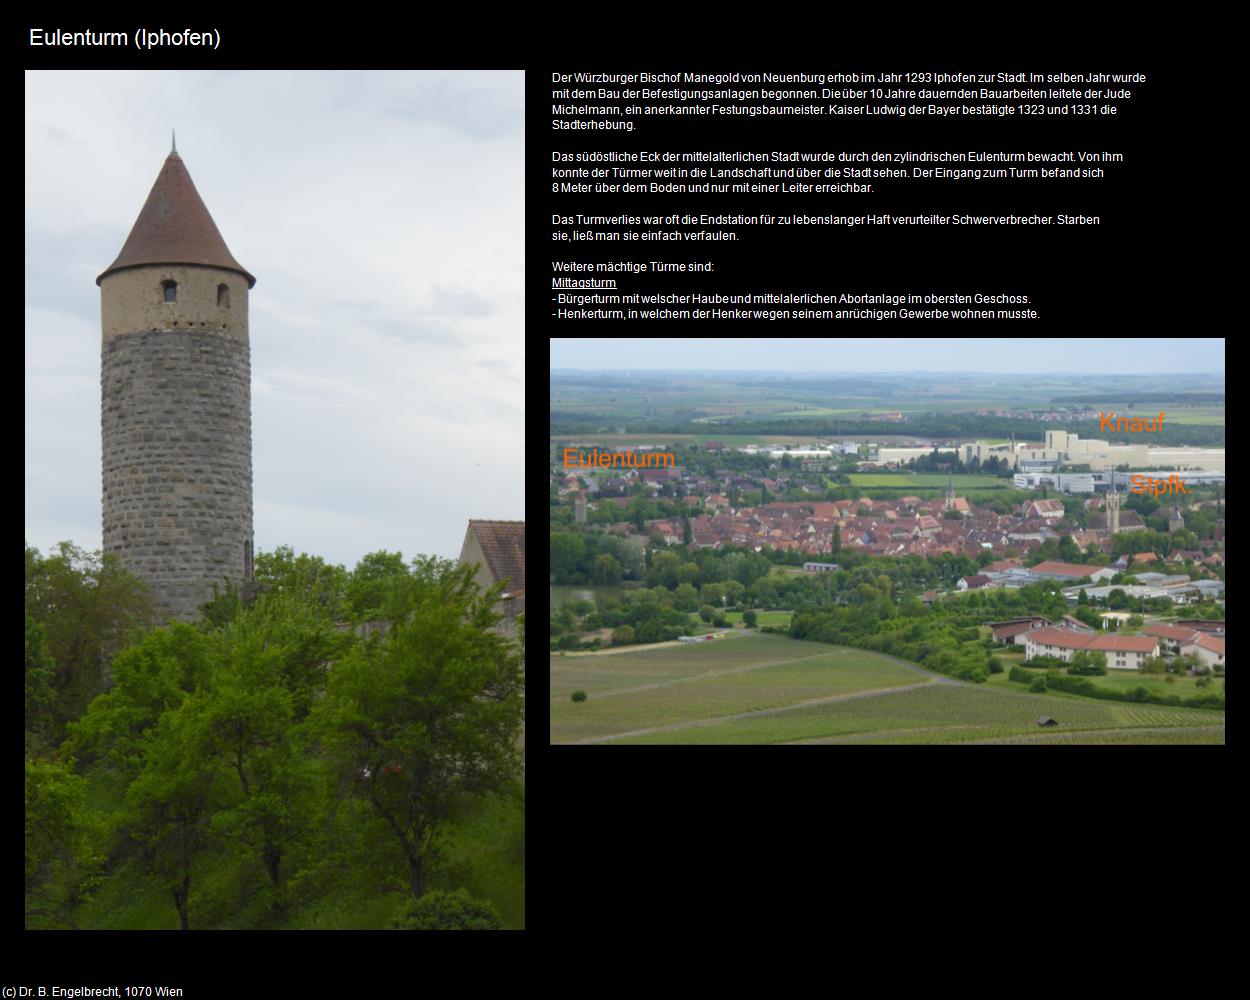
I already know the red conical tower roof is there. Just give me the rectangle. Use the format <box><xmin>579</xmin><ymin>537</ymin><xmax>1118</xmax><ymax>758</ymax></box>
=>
<box><xmin>97</xmin><ymin>151</ymin><xmax>255</xmax><ymax>287</ymax></box>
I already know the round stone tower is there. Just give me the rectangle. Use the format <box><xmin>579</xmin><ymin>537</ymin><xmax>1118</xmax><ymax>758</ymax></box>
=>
<box><xmin>98</xmin><ymin>143</ymin><xmax>255</xmax><ymax>621</ymax></box>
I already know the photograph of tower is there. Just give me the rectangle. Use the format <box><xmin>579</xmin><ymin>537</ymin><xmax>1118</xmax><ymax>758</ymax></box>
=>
<box><xmin>25</xmin><ymin>70</ymin><xmax>525</xmax><ymax>934</ymax></box>
<box><xmin>98</xmin><ymin>140</ymin><xmax>256</xmax><ymax>621</ymax></box>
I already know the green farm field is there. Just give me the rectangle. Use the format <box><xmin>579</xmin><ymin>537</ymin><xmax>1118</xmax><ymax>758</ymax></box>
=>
<box><xmin>550</xmin><ymin>636</ymin><xmax>926</xmax><ymax>743</ymax></box>
<box><xmin>612</xmin><ymin>683</ymin><xmax>1223</xmax><ymax>745</ymax></box>
<box><xmin>551</xmin><ymin>634</ymin><xmax>1225</xmax><ymax>746</ymax></box>
<box><xmin>987</xmin><ymin>664</ymin><xmax>1224</xmax><ymax>702</ymax></box>
<box><xmin>1060</xmin><ymin>402</ymin><xmax>1224</xmax><ymax>426</ymax></box>
<box><xmin>718</xmin><ymin>610</ymin><xmax>794</xmax><ymax>628</ymax></box>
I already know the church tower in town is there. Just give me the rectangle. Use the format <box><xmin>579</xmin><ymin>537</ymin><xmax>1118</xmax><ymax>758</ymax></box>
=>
<box><xmin>1105</xmin><ymin>478</ymin><xmax>1121</xmax><ymax>535</ymax></box>
<box><xmin>98</xmin><ymin>139</ymin><xmax>256</xmax><ymax>621</ymax></box>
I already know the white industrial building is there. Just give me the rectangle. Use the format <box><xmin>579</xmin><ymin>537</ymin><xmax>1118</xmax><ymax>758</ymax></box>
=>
<box><xmin>1061</xmin><ymin>584</ymin><xmax>1195</xmax><ymax>605</ymax></box>
<box><xmin>962</xmin><ymin>431</ymin><xmax>1224</xmax><ymax>474</ymax></box>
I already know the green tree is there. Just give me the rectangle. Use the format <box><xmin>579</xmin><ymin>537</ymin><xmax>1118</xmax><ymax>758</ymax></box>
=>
<box><xmin>25</xmin><ymin>542</ymin><xmax>156</xmax><ymax>737</ymax></box>
<box><xmin>721</xmin><ymin>580</ymin><xmax>746</xmax><ymax>608</ymax></box>
<box><xmin>233</xmin><ymin>589</ymin><xmax>354</xmax><ymax>721</ymax></box>
<box><xmin>673</xmin><ymin>583</ymin><xmax>699</xmax><ymax>612</ymax></box>
<box><xmin>700</xmin><ymin>582</ymin><xmax>726</xmax><ymax>607</ymax></box>
<box><xmin>195</xmin><ymin>633</ymin><xmax>317</xmax><ymax>911</ymax></box>
<box><xmin>1139</xmin><ymin>656</ymin><xmax>1166</xmax><ymax>675</ymax></box>
<box><xmin>631</xmin><ymin>500</ymin><xmax>647</xmax><ymax>532</ymax></box>
<box><xmin>346</xmin><ymin>550</ymin><xmax>410</xmax><ymax>620</ymax></box>
<box><xmin>390</xmin><ymin>888</ymin><xmax>502</xmax><ymax>930</ymax></box>
<box><xmin>832</xmin><ymin>523</ymin><xmax>841</xmax><ymax>557</ymax></box>
<box><xmin>253</xmin><ymin>545</ymin><xmax>349</xmax><ymax>617</ymax></box>
<box><xmin>677</xmin><ymin>561</ymin><xmax>701</xmax><ymax>586</ymax></box>
<box><xmin>612</xmin><ymin>624</ymin><xmax>636</xmax><ymax>645</ymax></box>
<box><xmin>549</xmin><ymin>532</ymin><xmax>587</xmax><ymax>584</ymax></box>
<box><xmin>66</xmin><ymin>623</ymin><xmax>222</xmax><ymax>775</ymax></box>
<box><xmin>25</xmin><ymin>614</ymin><xmax>56</xmax><ymax>750</ymax></box>
<box><xmin>25</xmin><ymin>759</ymin><xmax>106</xmax><ymax>929</ymax></box>
<box><xmin>645</xmin><ymin>551</ymin><xmax>682</xmax><ymax>590</ymax></box>
<box><xmin>1069</xmin><ymin>651</ymin><xmax>1108</xmax><ymax>676</ymax></box>
<box><xmin>313</xmin><ymin>563</ymin><xmax>523</xmax><ymax>899</ymax></box>
<box><xmin>743</xmin><ymin>610</ymin><xmax>758</xmax><ymax>628</ymax></box>
<box><xmin>751</xmin><ymin>577</ymin><xmax>780</xmax><ymax>608</ymax></box>
<box><xmin>199</xmin><ymin>578</ymin><xmax>247</xmax><ymax>629</ymax></box>
<box><xmin>121</xmin><ymin>698</ymin><xmax>220</xmax><ymax>930</ymax></box>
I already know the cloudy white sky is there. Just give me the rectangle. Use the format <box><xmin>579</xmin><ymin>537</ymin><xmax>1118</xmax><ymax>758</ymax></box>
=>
<box><xmin>26</xmin><ymin>70</ymin><xmax>524</xmax><ymax>569</ymax></box>
<box><xmin>551</xmin><ymin>338</ymin><xmax>1225</xmax><ymax>374</ymax></box>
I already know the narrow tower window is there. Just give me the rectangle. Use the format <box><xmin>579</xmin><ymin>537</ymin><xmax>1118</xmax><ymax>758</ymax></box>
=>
<box><xmin>217</xmin><ymin>283</ymin><xmax>230</xmax><ymax>308</ymax></box>
<box><xmin>162</xmin><ymin>280</ymin><xmax>177</xmax><ymax>302</ymax></box>
<box><xmin>245</xmin><ymin>540</ymin><xmax>253</xmax><ymax>581</ymax></box>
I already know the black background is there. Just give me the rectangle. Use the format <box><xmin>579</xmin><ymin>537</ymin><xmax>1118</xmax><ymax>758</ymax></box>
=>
<box><xmin>23</xmin><ymin>17</ymin><xmax>1226</xmax><ymax>978</ymax></box>
<box><xmin>531</xmin><ymin>34</ymin><xmax>1205</xmax><ymax>329</ymax></box>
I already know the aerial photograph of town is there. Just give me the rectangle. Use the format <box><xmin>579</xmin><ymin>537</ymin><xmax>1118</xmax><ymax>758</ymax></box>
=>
<box><xmin>550</xmin><ymin>338</ymin><xmax>1225</xmax><ymax>745</ymax></box>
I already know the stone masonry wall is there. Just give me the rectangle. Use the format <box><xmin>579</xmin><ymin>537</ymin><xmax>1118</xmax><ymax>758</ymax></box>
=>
<box><xmin>101</xmin><ymin>328</ymin><xmax>252</xmax><ymax>621</ymax></box>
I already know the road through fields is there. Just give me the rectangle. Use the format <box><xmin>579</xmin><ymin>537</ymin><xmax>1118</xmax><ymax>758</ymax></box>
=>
<box><xmin>550</xmin><ymin>647</ymin><xmax>853</xmax><ymax>703</ymax></box>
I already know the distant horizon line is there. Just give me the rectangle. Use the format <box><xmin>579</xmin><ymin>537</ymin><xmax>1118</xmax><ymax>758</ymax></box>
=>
<box><xmin>550</xmin><ymin>368</ymin><xmax>1226</xmax><ymax>377</ymax></box>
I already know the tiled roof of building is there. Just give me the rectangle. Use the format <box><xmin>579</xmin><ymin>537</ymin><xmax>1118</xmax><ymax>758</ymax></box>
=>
<box><xmin>1193</xmin><ymin>633</ymin><xmax>1225</xmax><ymax>654</ymax></box>
<box><xmin>1027</xmin><ymin>629</ymin><xmax>1159</xmax><ymax>653</ymax></box>
<box><xmin>465</xmin><ymin>520</ymin><xmax>525</xmax><ymax>592</ymax></box>
<box><xmin>1144</xmin><ymin>624</ymin><xmax>1199</xmax><ymax>641</ymax></box>
<box><xmin>1027</xmin><ymin>627</ymin><xmax>1093</xmax><ymax>648</ymax></box>
<box><xmin>98</xmin><ymin>152</ymin><xmax>256</xmax><ymax>287</ymax></box>
<box><xmin>992</xmin><ymin>621</ymin><xmax>1043</xmax><ymax>638</ymax></box>
<box><xmin>984</xmin><ymin>558</ymin><xmax>1024</xmax><ymax>573</ymax></box>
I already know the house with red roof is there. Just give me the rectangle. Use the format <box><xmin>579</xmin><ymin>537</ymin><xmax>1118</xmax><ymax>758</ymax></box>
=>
<box><xmin>1025</xmin><ymin>499</ymin><xmax>1065</xmax><ymax>519</ymax></box>
<box><xmin>1024</xmin><ymin>628</ymin><xmax>1159</xmax><ymax>669</ymax></box>
<box><xmin>1183</xmin><ymin>632</ymin><xmax>1225</xmax><ymax>670</ymax></box>
<box><xmin>1144</xmin><ymin>624</ymin><xmax>1201</xmax><ymax>657</ymax></box>
<box><xmin>1029</xmin><ymin>561</ymin><xmax>1116</xmax><ymax>583</ymax></box>
<box><xmin>989</xmin><ymin>618</ymin><xmax>1053</xmax><ymax>645</ymax></box>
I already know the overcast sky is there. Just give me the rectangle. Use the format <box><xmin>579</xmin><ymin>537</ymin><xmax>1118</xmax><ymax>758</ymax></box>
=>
<box><xmin>551</xmin><ymin>338</ymin><xmax>1225</xmax><ymax>374</ymax></box>
<box><xmin>26</xmin><ymin>70</ymin><xmax>523</xmax><ymax>569</ymax></box>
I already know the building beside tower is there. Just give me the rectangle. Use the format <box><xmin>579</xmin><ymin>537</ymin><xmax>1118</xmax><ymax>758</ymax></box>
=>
<box><xmin>98</xmin><ymin>143</ymin><xmax>255</xmax><ymax>621</ymax></box>
<box><xmin>457</xmin><ymin>520</ymin><xmax>526</xmax><ymax>636</ymax></box>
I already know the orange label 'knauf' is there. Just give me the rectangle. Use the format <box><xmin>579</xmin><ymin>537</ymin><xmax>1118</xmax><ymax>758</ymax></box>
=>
<box><xmin>1099</xmin><ymin>411</ymin><xmax>1164</xmax><ymax>432</ymax></box>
